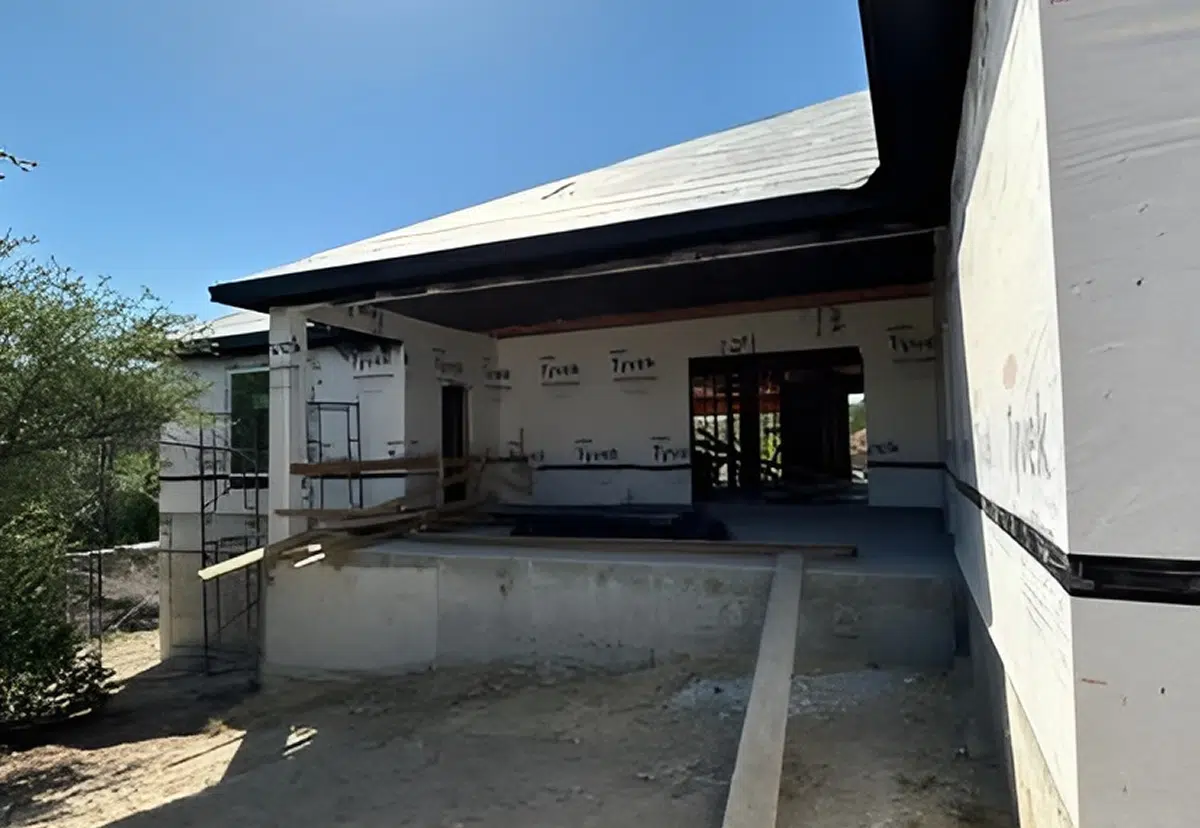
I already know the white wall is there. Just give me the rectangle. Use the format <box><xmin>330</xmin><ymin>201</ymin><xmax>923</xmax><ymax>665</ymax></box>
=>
<box><xmin>496</xmin><ymin>298</ymin><xmax>940</xmax><ymax>507</ymax></box>
<box><xmin>1042</xmin><ymin>0</ymin><xmax>1200</xmax><ymax>563</ymax></box>
<box><xmin>158</xmin><ymin>341</ymin><xmax>405</xmax><ymax>659</ymax></box>
<box><xmin>1040</xmin><ymin>1</ymin><xmax>1200</xmax><ymax>824</ymax></box>
<box><xmin>160</xmin><ymin>342</ymin><xmax>407</xmax><ymax>522</ymax></box>
<box><xmin>397</xmin><ymin>317</ymin><xmax>497</xmax><ymax>502</ymax></box>
<box><xmin>945</xmin><ymin>0</ymin><xmax>1078</xmax><ymax>822</ymax></box>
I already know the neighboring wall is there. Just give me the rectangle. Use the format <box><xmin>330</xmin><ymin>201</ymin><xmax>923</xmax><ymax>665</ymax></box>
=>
<box><xmin>158</xmin><ymin>341</ymin><xmax>404</xmax><ymax>660</ymax></box>
<box><xmin>495</xmin><ymin>297</ymin><xmax>940</xmax><ymax>508</ymax></box>
<box><xmin>1041</xmin><ymin>1</ymin><xmax>1200</xmax><ymax>823</ymax></box>
<box><xmin>397</xmin><ymin>316</ymin><xmax>497</xmax><ymax>502</ymax></box>
<box><xmin>944</xmin><ymin>0</ymin><xmax>1077</xmax><ymax>823</ymax></box>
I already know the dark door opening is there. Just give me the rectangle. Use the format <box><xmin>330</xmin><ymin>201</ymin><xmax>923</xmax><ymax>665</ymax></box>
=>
<box><xmin>440</xmin><ymin>384</ymin><xmax>468</xmax><ymax>503</ymax></box>
<box><xmin>689</xmin><ymin>347</ymin><xmax>863</xmax><ymax>503</ymax></box>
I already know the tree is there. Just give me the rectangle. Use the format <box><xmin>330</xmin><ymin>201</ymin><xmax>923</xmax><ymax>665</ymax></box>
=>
<box><xmin>849</xmin><ymin>398</ymin><xmax>866</xmax><ymax>434</ymax></box>
<box><xmin>0</xmin><ymin>148</ymin><xmax>36</xmax><ymax>179</ymax></box>
<box><xmin>0</xmin><ymin>235</ymin><xmax>203</xmax><ymax>726</ymax></box>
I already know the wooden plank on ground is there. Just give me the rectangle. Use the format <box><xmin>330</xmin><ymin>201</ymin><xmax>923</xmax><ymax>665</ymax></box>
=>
<box><xmin>721</xmin><ymin>553</ymin><xmax>804</xmax><ymax>828</ymax></box>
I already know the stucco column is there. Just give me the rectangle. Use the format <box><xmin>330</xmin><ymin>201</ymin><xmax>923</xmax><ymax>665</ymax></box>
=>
<box><xmin>268</xmin><ymin>307</ymin><xmax>308</xmax><ymax>546</ymax></box>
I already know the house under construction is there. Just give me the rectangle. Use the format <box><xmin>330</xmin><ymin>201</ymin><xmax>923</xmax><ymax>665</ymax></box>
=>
<box><xmin>157</xmin><ymin>1</ymin><xmax>1200</xmax><ymax>825</ymax></box>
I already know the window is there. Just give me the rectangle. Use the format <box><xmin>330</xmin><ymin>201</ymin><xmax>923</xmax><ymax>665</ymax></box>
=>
<box><xmin>229</xmin><ymin>369</ymin><xmax>269</xmax><ymax>476</ymax></box>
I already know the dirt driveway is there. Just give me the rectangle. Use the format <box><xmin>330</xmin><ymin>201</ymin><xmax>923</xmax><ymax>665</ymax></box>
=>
<box><xmin>1</xmin><ymin>632</ymin><xmax>1011</xmax><ymax>827</ymax></box>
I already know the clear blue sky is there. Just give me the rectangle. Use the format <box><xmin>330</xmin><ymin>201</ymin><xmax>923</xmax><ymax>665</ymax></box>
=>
<box><xmin>1</xmin><ymin>1</ymin><xmax>868</xmax><ymax>320</ymax></box>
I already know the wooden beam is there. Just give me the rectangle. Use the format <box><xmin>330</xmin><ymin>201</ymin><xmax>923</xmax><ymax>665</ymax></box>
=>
<box><xmin>489</xmin><ymin>283</ymin><xmax>931</xmax><ymax>338</ymax></box>
<box><xmin>198</xmin><ymin>548</ymin><xmax>264</xmax><ymax>581</ymax></box>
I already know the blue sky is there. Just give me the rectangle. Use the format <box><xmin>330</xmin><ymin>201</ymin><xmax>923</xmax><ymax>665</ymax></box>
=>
<box><xmin>1</xmin><ymin>1</ymin><xmax>868</xmax><ymax>320</ymax></box>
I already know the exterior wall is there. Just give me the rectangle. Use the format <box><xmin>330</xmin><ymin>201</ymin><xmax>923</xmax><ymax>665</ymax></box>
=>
<box><xmin>158</xmin><ymin>342</ymin><xmax>405</xmax><ymax>660</ymax></box>
<box><xmin>397</xmin><ymin>317</ymin><xmax>498</xmax><ymax>503</ymax></box>
<box><xmin>1040</xmin><ymin>1</ymin><xmax>1200</xmax><ymax>824</ymax></box>
<box><xmin>160</xmin><ymin>343</ymin><xmax>406</xmax><ymax>521</ymax></box>
<box><xmin>944</xmin><ymin>0</ymin><xmax>1077</xmax><ymax>823</ymax></box>
<box><xmin>495</xmin><ymin>297</ymin><xmax>940</xmax><ymax>508</ymax></box>
<box><xmin>1042</xmin><ymin>0</ymin><xmax>1200</xmax><ymax>562</ymax></box>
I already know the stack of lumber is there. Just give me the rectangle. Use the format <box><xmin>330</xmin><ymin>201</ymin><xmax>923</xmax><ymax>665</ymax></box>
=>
<box><xmin>198</xmin><ymin>453</ymin><xmax>529</xmax><ymax>581</ymax></box>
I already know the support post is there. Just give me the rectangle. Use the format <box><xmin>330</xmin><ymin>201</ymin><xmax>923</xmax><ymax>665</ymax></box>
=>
<box><xmin>268</xmin><ymin>307</ymin><xmax>308</xmax><ymax>546</ymax></box>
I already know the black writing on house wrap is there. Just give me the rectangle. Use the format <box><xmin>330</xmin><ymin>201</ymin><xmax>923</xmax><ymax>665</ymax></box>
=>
<box><xmin>651</xmin><ymin>441</ymin><xmax>689</xmax><ymax>463</ymax></box>
<box><xmin>433</xmin><ymin>348</ymin><xmax>464</xmax><ymax>377</ymax></box>
<box><xmin>574</xmin><ymin>438</ymin><xmax>618</xmax><ymax>464</ymax></box>
<box><xmin>354</xmin><ymin>346</ymin><xmax>393</xmax><ymax>373</ymax></box>
<box><xmin>609</xmin><ymin>349</ymin><xmax>657</xmax><ymax>379</ymax></box>
<box><xmin>816</xmin><ymin>307</ymin><xmax>845</xmax><ymax>337</ymax></box>
<box><xmin>720</xmin><ymin>333</ymin><xmax>756</xmax><ymax>356</ymax></box>
<box><xmin>887</xmin><ymin>325</ymin><xmax>936</xmax><ymax>363</ymax></box>
<box><xmin>485</xmin><ymin>367</ymin><xmax>512</xmax><ymax>389</ymax></box>
<box><xmin>539</xmin><ymin>357</ymin><xmax>581</xmax><ymax>385</ymax></box>
<box><xmin>1008</xmin><ymin>395</ymin><xmax>1052</xmax><ymax>483</ymax></box>
<box><xmin>868</xmin><ymin>441</ymin><xmax>899</xmax><ymax>456</ymax></box>
<box><xmin>268</xmin><ymin>337</ymin><xmax>302</xmax><ymax>357</ymax></box>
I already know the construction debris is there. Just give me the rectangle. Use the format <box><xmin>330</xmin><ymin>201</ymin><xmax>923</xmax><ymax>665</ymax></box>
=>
<box><xmin>198</xmin><ymin>454</ymin><xmax>530</xmax><ymax>581</ymax></box>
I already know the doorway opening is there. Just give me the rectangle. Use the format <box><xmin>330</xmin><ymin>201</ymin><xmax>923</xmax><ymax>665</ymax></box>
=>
<box><xmin>689</xmin><ymin>347</ymin><xmax>865</xmax><ymax>503</ymax></box>
<box><xmin>440</xmin><ymin>384</ymin><xmax>468</xmax><ymax>503</ymax></box>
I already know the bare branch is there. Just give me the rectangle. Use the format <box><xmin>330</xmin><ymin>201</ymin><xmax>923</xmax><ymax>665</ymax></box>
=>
<box><xmin>0</xmin><ymin>149</ymin><xmax>38</xmax><ymax>179</ymax></box>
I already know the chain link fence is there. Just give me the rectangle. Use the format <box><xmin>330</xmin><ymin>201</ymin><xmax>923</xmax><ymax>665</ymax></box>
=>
<box><xmin>66</xmin><ymin>541</ymin><xmax>160</xmax><ymax>645</ymax></box>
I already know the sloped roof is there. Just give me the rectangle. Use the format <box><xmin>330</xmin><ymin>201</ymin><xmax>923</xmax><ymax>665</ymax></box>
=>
<box><xmin>183</xmin><ymin>309</ymin><xmax>269</xmax><ymax>339</ymax></box>
<box><xmin>228</xmin><ymin>91</ymin><xmax>877</xmax><ymax>285</ymax></box>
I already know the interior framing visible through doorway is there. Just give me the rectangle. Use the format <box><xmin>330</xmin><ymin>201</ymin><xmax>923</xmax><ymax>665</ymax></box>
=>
<box><xmin>688</xmin><ymin>346</ymin><xmax>864</xmax><ymax>504</ymax></box>
<box><xmin>440</xmin><ymin>382</ymin><xmax>469</xmax><ymax>503</ymax></box>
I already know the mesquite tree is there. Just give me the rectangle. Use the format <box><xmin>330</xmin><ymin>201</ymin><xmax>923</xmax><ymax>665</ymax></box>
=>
<box><xmin>0</xmin><ymin>235</ymin><xmax>203</xmax><ymax>726</ymax></box>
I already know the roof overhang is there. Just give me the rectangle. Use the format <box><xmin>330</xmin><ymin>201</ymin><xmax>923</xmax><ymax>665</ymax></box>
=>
<box><xmin>208</xmin><ymin>0</ymin><xmax>971</xmax><ymax>318</ymax></box>
<box><xmin>376</xmin><ymin>225</ymin><xmax>936</xmax><ymax>335</ymax></box>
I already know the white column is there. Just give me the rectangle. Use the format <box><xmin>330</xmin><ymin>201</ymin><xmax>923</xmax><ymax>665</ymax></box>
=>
<box><xmin>268</xmin><ymin>307</ymin><xmax>308</xmax><ymax>546</ymax></box>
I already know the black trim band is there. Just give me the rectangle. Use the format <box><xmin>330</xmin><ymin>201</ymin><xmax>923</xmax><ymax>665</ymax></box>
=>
<box><xmin>869</xmin><ymin>460</ymin><xmax>943</xmax><ymax>470</ymax></box>
<box><xmin>535</xmin><ymin>463</ymin><xmax>692</xmax><ymax>472</ymax></box>
<box><xmin>948</xmin><ymin>469</ymin><xmax>1200</xmax><ymax>605</ymax></box>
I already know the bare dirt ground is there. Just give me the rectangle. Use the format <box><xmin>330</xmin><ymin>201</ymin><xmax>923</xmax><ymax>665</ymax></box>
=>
<box><xmin>1</xmin><ymin>633</ymin><xmax>1012</xmax><ymax>828</ymax></box>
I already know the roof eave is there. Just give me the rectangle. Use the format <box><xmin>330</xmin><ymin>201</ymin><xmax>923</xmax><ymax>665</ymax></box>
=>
<box><xmin>209</xmin><ymin>180</ymin><xmax>915</xmax><ymax>313</ymax></box>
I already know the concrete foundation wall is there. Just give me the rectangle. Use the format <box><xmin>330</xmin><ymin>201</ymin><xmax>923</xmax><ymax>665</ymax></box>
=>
<box><xmin>495</xmin><ymin>298</ymin><xmax>941</xmax><ymax>508</ymax></box>
<box><xmin>945</xmin><ymin>0</ymin><xmax>1078</xmax><ymax>821</ymax></box>
<box><xmin>260</xmin><ymin>545</ymin><xmax>957</xmax><ymax>680</ymax></box>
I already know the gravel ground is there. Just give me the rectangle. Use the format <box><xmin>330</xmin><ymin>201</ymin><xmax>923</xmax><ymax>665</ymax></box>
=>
<box><xmin>1</xmin><ymin>633</ymin><xmax>1013</xmax><ymax>827</ymax></box>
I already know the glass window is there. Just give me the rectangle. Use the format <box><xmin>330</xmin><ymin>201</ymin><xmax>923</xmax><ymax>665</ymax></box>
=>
<box><xmin>229</xmin><ymin>370</ymin><xmax>269</xmax><ymax>475</ymax></box>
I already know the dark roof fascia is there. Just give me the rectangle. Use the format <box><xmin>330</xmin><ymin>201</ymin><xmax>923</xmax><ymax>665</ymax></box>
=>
<box><xmin>208</xmin><ymin>181</ymin><xmax>918</xmax><ymax>313</ymax></box>
<box><xmin>178</xmin><ymin>324</ymin><xmax>397</xmax><ymax>361</ymax></box>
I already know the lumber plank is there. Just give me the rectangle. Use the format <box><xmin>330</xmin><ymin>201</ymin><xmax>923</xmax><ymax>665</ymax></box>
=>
<box><xmin>721</xmin><ymin>554</ymin><xmax>804</xmax><ymax>828</ymax></box>
<box><xmin>198</xmin><ymin>548</ymin><xmax>264</xmax><ymax>581</ymax></box>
